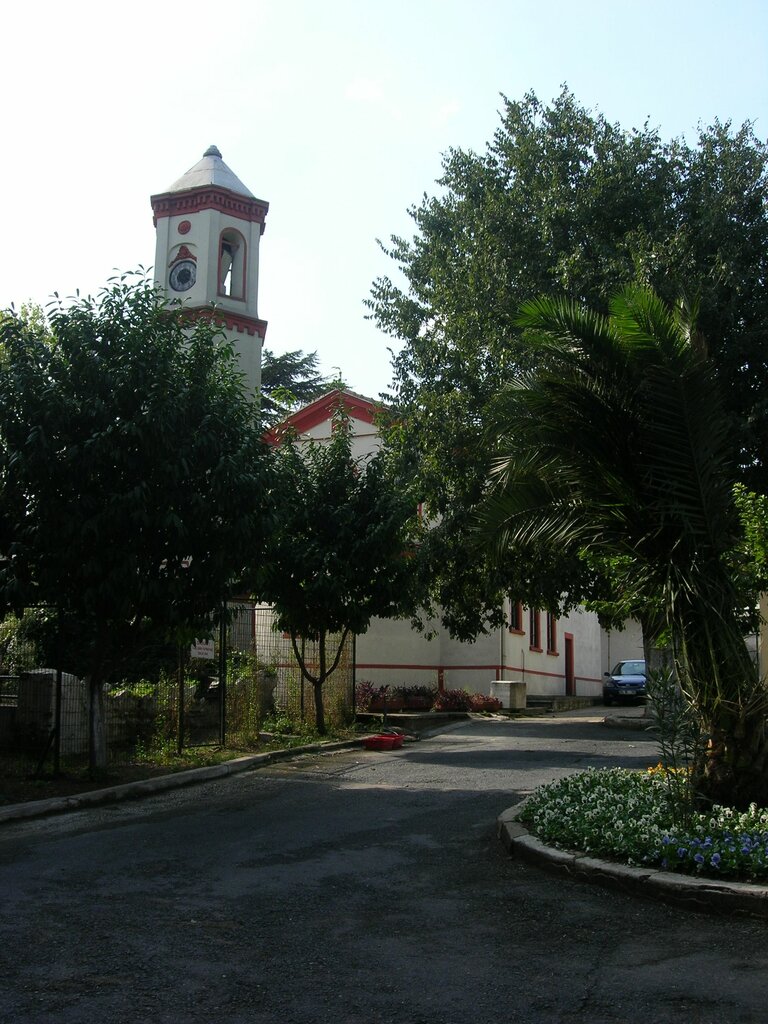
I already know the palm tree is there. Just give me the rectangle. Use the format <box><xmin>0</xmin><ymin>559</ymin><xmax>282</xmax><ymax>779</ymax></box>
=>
<box><xmin>480</xmin><ymin>287</ymin><xmax>768</xmax><ymax>809</ymax></box>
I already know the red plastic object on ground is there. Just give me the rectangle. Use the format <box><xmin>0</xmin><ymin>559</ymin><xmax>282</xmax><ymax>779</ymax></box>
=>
<box><xmin>362</xmin><ymin>734</ymin><xmax>404</xmax><ymax>751</ymax></box>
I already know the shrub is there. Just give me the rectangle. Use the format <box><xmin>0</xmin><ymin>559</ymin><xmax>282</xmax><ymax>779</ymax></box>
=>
<box><xmin>354</xmin><ymin>681</ymin><xmax>389</xmax><ymax>711</ymax></box>
<box><xmin>433</xmin><ymin>688</ymin><xmax>473</xmax><ymax>711</ymax></box>
<box><xmin>395</xmin><ymin>684</ymin><xmax>437</xmax><ymax>699</ymax></box>
<box><xmin>469</xmin><ymin>693</ymin><xmax>502</xmax><ymax>712</ymax></box>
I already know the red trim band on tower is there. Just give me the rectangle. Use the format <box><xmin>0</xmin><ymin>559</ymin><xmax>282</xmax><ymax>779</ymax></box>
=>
<box><xmin>179</xmin><ymin>307</ymin><xmax>268</xmax><ymax>339</ymax></box>
<box><xmin>151</xmin><ymin>187</ymin><xmax>269</xmax><ymax>228</ymax></box>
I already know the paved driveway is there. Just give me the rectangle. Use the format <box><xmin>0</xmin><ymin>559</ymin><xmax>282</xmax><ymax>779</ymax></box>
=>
<box><xmin>1</xmin><ymin>711</ymin><xmax>767</xmax><ymax>1024</ymax></box>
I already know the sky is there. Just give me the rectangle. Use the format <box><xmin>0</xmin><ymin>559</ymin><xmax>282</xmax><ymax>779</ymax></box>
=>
<box><xmin>2</xmin><ymin>0</ymin><xmax>766</xmax><ymax>400</ymax></box>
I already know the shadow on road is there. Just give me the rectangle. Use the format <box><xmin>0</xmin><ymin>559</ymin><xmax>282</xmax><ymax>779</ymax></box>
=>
<box><xmin>399</xmin><ymin>747</ymin><xmax>655</xmax><ymax>771</ymax></box>
<box><xmin>431</xmin><ymin>715</ymin><xmax>654</xmax><ymax>741</ymax></box>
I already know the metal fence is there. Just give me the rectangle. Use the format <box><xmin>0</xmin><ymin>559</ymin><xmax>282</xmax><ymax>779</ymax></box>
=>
<box><xmin>0</xmin><ymin>603</ymin><xmax>354</xmax><ymax>779</ymax></box>
<box><xmin>251</xmin><ymin>604</ymin><xmax>355</xmax><ymax>729</ymax></box>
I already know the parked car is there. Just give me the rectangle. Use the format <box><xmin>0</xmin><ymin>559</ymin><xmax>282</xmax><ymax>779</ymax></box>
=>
<box><xmin>602</xmin><ymin>659</ymin><xmax>647</xmax><ymax>706</ymax></box>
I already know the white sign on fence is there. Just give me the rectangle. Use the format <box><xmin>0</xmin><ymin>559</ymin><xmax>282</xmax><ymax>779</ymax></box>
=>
<box><xmin>190</xmin><ymin>639</ymin><xmax>215</xmax><ymax>661</ymax></box>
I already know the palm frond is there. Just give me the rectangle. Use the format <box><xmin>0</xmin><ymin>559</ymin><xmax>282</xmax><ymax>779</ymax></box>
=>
<box><xmin>482</xmin><ymin>285</ymin><xmax>754</xmax><ymax>723</ymax></box>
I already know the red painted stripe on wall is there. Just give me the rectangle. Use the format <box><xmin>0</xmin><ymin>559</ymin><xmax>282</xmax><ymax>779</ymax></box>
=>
<box><xmin>356</xmin><ymin>662</ymin><xmax>602</xmax><ymax>684</ymax></box>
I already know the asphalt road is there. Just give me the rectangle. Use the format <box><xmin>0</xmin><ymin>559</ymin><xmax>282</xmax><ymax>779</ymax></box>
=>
<box><xmin>1</xmin><ymin>710</ymin><xmax>767</xmax><ymax>1024</ymax></box>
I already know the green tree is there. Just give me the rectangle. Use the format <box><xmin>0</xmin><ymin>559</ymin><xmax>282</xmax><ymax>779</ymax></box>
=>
<box><xmin>0</xmin><ymin>274</ymin><xmax>272</xmax><ymax>769</ymax></box>
<box><xmin>260</xmin><ymin>348</ymin><xmax>329</xmax><ymax>423</ymax></box>
<box><xmin>368</xmin><ymin>86</ymin><xmax>768</xmax><ymax>638</ymax></box>
<box><xmin>480</xmin><ymin>287</ymin><xmax>767</xmax><ymax>809</ymax></box>
<box><xmin>255</xmin><ymin>405</ymin><xmax>419</xmax><ymax>734</ymax></box>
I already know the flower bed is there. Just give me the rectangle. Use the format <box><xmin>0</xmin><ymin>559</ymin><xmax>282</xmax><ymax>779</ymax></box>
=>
<box><xmin>519</xmin><ymin>767</ymin><xmax>768</xmax><ymax>882</ymax></box>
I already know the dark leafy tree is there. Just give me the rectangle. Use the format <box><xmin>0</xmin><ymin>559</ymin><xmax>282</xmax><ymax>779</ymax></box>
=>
<box><xmin>0</xmin><ymin>274</ymin><xmax>272</xmax><ymax>769</ymax></box>
<box><xmin>480</xmin><ymin>287</ymin><xmax>767</xmax><ymax>809</ymax></box>
<box><xmin>255</xmin><ymin>405</ymin><xmax>419</xmax><ymax>734</ymax></box>
<box><xmin>368</xmin><ymin>86</ymin><xmax>768</xmax><ymax>638</ymax></box>
<box><xmin>260</xmin><ymin>348</ymin><xmax>329</xmax><ymax>423</ymax></box>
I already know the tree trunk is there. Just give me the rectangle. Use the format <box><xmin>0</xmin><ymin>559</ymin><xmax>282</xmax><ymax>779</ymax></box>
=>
<box><xmin>675</xmin><ymin>595</ymin><xmax>768</xmax><ymax>810</ymax></box>
<box><xmin>313</xmin><ymin>680</ymin><xmax>327</xmax><ymax>735</ymax></box>
<box><xmin>88</xmin><ymin>677</ymin><xmax>107</xmax><ymax>774</ymax></box>
<box><xmin>289</xmin><ymin>628</ymin><xmax>349</xmax><ymax>737</ymax></box>
<box><xmin>87</xmin><ymin>623</ymin><xmax>109</xmax><ymax>775</ymax></box>
<box><xmin>314</xmin><ymin>631</ymin><xmax>328</xmax><ymax>735</ymax></box>
<box><xmin>640</xmin><ymin>611</ymin><xmax>668</xmax><ymax>674</ymax></box>
<box><xmin>697</xmin><ymin>708</ymin><xmax>768</xmax><ymax>809</ymax></box>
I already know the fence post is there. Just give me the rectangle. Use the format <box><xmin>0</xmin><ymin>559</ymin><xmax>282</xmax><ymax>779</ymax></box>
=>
<box><xmin>53</xmin><ymin>666</ymin><xmax>62</xmax><ymax>775</ymax></box>
<box><xmin>177</xmin><ymin>645</ymin><xmax>185</xmax><ymax>756</ymax></box>
<box><xmin>299</xmin><ymin>636</ymin><xmax>305</xmax><ymax>721</ymax></box>
<box><xmin>351</xmin><ymin>634</ymin><xmax>357</xmax><ymax>718</ymax></box>
<box><xmin>219</xmin><ymin>606</ymin><xmax>227</xmax><ymax>747</ymax></box>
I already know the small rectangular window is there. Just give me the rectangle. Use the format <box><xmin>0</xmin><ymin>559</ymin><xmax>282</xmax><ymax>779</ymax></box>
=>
<box><xmin>546</xmin><ymin>612</ymin><xmax>557</xmax><ymax>654</ymax></box>
<box><xmin>529</xmin><ymin>608</ymin><xmax>541</xmax><ymax>650</ymax></box>
<box><xmin>509</xmin><ymin>600</ymin><xmax>523</xmax><ymax>632</ymax></box>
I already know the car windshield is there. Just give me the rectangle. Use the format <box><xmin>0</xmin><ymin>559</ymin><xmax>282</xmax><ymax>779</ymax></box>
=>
<box><xmin>614</xmin><ymin>660</ymin><xmax>645</xmax><ymax>675</ymax></box>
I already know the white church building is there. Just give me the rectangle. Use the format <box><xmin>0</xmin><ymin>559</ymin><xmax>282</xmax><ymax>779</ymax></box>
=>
<box><xmin>151</xmin><ymin>147</ymin><xmax>644</xmax><ymax>700</ymax></box>
<box><xmin>267</xmin><ymin>389</ymin><xmax>645</xmax><ymax>699</ymax></box>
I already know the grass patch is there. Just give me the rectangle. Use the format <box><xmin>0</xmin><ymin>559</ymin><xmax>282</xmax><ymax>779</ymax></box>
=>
<box><xmin>0</xmin><ymin>725</ymin><xmax>361</xmax><ymax>807</ymax></box>
<box><xmin>520</xmin><ymin>767</ymin><xmax>768</xmax><ymax>882</ymax></box>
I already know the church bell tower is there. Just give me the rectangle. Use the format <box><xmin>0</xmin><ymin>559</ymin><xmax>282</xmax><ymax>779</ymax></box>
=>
<box><xmin>151</xmin><ymin>145</ymin><xmax>269</xmax><ymax>399</ymax></box>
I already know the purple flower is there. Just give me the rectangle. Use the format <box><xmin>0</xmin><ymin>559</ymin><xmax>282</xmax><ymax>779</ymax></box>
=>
<box><xmin>677</xmin><ymin>847</ymin><xmax>688</xmax><ymax>858</ymax></box>
<box><xmin>711</xmin><ymin>853</ymin><xmax>721</xmax><ymax>867</ymax></box>
<box><xmin>694</xmin><ymin>853</ymin><xmax>704</xmax><ymax>865</ymax></box>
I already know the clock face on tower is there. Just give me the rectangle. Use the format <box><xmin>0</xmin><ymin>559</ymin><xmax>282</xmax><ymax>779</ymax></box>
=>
<box><xmin>169</xmin><ymin>259</ymin><xmax>196</xmax><ymax>292</ymax></box>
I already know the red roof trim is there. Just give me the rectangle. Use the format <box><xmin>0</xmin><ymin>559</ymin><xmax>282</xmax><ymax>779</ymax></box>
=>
<box><xmin>264</xmin><ymin>390</ymin><xmax>381</xmax><ymax>444</ymax></box>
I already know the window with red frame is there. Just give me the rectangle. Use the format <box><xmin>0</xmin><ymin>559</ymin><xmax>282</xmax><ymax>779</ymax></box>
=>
<box><xmin>546</xmin><ymin>612</ymin><xmax>558</xmax><ymax>654</ymax></box>
<box><xmin>529</xmin><ymin>607</ymin><xmax>542</xmax><ymax>650</ymax></box>
<box><xmin>509</xmin><ymin>600</ymin><xmax>524</xmax><ymax>632</ymax></box>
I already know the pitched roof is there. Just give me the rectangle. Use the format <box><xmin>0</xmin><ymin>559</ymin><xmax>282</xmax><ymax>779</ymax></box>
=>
<box><xmin>265</xmin><ymin>389</ymin><xmax>382</xmax><ymax>444</ymax></box>
<box><xmin>164</xmin><ymin>145</ymin><xmax>255</xmax><ymax>197</ymax></box>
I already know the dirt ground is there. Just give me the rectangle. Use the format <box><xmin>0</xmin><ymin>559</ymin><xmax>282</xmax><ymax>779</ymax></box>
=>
<box><xmin>0</xmin><ymin>738</ymin><xmax>297</xmax><ymax>806</ymax></box>
<box><xmin>0</xmin><ymin>760</ymin><xmax>193</xmax><ymax>806</ymax></box>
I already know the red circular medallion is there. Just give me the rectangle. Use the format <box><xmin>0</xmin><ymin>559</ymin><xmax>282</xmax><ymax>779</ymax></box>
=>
<box><xmin>178</xmin><ymin>220</ymin><xmax>191</xmax><ymax>235</ymax></box>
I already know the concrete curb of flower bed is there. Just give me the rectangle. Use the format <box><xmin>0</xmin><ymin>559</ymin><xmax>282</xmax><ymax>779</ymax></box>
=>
<box><xmin>497</xmin><ymin>800</ymin><xmax>768</xmax><ymax>919</ymax></box>
<box><xmin>0</xmin><ymin>718</ymin><xmax>470</xmax><ymax>827</ymax></box>
<box><xmin>602</xmin><ymin>712</ymin><xmax>656</xmax><ymax>731</ymax></box>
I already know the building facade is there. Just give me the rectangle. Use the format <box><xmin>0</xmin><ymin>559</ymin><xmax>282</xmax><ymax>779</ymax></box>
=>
<box><xmin>272</xmin><ymin>389</ymin><xmax>644</xmax><ymax>698</ymax></box>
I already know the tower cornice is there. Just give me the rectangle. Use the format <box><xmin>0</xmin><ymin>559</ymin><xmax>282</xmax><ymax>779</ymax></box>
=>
<box><xmin>151</xmin><ymin>186</ymin><xmax>269</xmax><ymax>231</ymax></box>
<box><xmin>179</xmin><ymin>306</ymin><xmax>268</xmax><ymax>339</ymax></box>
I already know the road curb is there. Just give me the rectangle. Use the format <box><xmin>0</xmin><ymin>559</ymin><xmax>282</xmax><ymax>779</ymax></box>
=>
<box><xmin>0</xmin><ymin>719</ymin><xmax>471</xmax><ymax>826</ymax></box>
<box><xmin>497</xmin><ymin>800</ymin><xmax>768</xmax><ymax>918</ymax></box>
<box><xmin>602</xmin><ymin>713</ymin><xmax>655</xmax><ymax>731</ymax></box>
<box><xmin>0</xmin><ymin>738</ymin><xmax>362</xmax><ymax>825</ymax></box>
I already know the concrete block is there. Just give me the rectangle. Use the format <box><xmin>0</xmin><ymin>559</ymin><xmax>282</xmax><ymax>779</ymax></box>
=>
<box><xmin>491</xmin><ymin>679</ymin><xmax>527</xmax><ymax>709</ymax></box>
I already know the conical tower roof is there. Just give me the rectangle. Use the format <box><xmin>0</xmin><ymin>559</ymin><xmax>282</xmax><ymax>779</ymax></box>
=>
<box><xmin>165</xmin><ymin>145</ymin><xmax>254</xmax><ymax>197</ymax></box>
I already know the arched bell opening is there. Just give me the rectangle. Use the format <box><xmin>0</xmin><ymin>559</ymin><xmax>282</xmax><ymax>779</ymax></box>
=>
<box><xmin>218</xmin><ymin>228</ymin><xmax>247</xmax><ymax>299</ymax></box>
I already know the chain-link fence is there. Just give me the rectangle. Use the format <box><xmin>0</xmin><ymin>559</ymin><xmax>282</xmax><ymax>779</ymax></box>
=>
<box><xmin>251</xmin><ymin>604</ymin><xmax>355</xmax><ymax>730</ymax></box>
<box><xmin>0</xmin><ymin>603</ymin><xmax>354</xmax><ymax>780</ymax></box>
